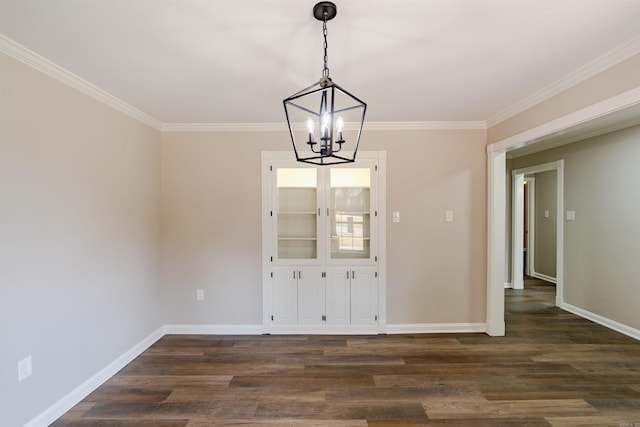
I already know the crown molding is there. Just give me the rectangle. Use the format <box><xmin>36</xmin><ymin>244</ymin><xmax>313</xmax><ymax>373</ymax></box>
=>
<box><xmin>364</xmin><ymin>121</ymin><xmax>486</xmax><ymax>130</ymax></box>
<box><xmin>161</xmin><ymin>122</ymin><xmax>288</xmax><ymax>132</ymax></box>
<box><xmin>489</xmin><ymin>85</ymin><xmax>640</xmax><ymax>153</ymax></box>
<box><xmin>162</xmin><ymin>121</ymin><xmax>487</xmax><ymax>132</ymax></box>
<box><xmin>486</xmin><ymin>34</ymin><xmax>640</xmax><ymax>128</ymax></box>
<box><xmin>0</xmin><ymin>34</ymin><xmax>163</xmax><ymax>130</ymax></box>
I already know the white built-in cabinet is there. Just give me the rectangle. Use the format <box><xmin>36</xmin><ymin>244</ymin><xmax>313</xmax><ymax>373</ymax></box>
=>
<box><xmin>261</xmin><ymin>152</ymin><xmax>386</xmax><ymax>334</ymax></box>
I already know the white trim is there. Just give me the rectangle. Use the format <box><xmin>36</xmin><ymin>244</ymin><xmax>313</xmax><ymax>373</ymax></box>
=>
<box><xmin>270</xmin><ymin>325</ymin><xmax>379</xmax><ymax>335</ymax></box>
<box><xmin>387</xmin><ymin>323</ymin><xmax>486</xmax><ymax>334</ymax></box>
<box><xmin>532</xmin><ymin>272</ymin><xmax>557</xmax><ymax>284</ymax></box>
<box><xmin>504</xmin><ymin>282</ymin><xmax>513</xmax><ymax>289</ymax></box>
<box><xmin>0</xmin><ymin>34</ymin><xmax>162</xmax><ymax>130</ymax></box>
<box><xmin>491</xmin><ymin>86</ymin><xmax>640</xmax><ymax>153</ymax></box>
<box><xmin>376</xmin><ymin>152</ymin><xmax>388</xmax><ymax>334</ymax></box>
<box><xmin>511</xmin><ymin>172</ymin><xmax>525</xmax><ymax>290</ymax></box>
<box><xmin>164</xmin><ymin>324</ymin><xmax>263</xmax><ymax>335</ymax></box>
<box><xmin>525</xmin><ymin>177</ymin><xmax>536</xmax><ymax>277</ymax></box>
<box><xmin>555</xmin><ymin>160</ymin><xmax>565</xmax><ymax>305</ymax></box>
<box><xmin>364</xmin><ymin>121</ymin><xmax>486</xmax><ymax>131</ymax></box>
<box><xmin>162</xmin><ymin>121</ymin><xmax>487</xmax><ymax>132</ymax></box>
<box><xmin>485</xmin><ymin>149</ymin><xmax>507</xmax><ymax>336</ymax></box>
<box><xmin>513</xmin><ymin>160</ymin><xmax>563</xmax><ymax>175</ymax></box>
<box><xmin>561</xmin><ymin>302</ymin><xmax>640</xmax><ymax>341</ymax></box>
<box><xmin>24</xmin><ymin>327</ymin><xmax>164</xmax><ymax>427</ymax></box>
<box><xmin>486</xmin><ymin>34</ymin><xmax>640</xmax><ymax>127</ymax></box>
<box><xmin>162</xmin><ymin>122</ymin><xmax>287</xmax><ymax>132</ymax></box>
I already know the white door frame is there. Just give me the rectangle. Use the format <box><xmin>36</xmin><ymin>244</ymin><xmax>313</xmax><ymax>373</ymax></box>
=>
<box><xmin>485</xmin><ymin>86</ymin><xmax>640</xmax><ymax>336</ymax></box>
<box><xmin>525</xmin><ymin>176</ymin><xmax>535</xmax><ymax>277</ymax></box>
<box><xmin>511</xmin><ymin>161</ymin><xmax>564</xmax><ymax>302</ymax></box>
<box><xmin>511</xmin><ymin>173</ymin><xmax>525</xmax><ymax>290</ymax></box>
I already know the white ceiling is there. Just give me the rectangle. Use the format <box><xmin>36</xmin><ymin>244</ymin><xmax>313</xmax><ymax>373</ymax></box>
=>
<box><xmin>2</xmin><ymin>0</ymin><xmax>640</xmax><ymax>125</ymax></box>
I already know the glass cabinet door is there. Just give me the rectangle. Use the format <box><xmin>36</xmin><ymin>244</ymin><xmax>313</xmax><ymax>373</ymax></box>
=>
<box><xmin>276</xmin><ymin>168</ymin><xmax>319</xmax><ymax>260</ymax></box>
<box><xmin>329</xmin><ymin>168</ymin><xmax>371</xmax><ymax>260</ymax></box>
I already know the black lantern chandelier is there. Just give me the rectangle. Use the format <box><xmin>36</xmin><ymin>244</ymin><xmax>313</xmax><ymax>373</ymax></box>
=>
<box><xmin>283</xmin><ymin>2</ymin><xmax>367</xmax><ymax>165</ymax></box>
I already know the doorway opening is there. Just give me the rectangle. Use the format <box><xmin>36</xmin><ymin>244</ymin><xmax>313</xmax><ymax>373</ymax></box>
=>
<box><xmin>511</xmin><ymin>160</ymin><xmax>564</xmax><ymax>306</ymax></box>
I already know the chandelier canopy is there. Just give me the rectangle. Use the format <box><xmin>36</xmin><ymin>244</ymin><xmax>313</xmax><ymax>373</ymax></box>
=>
<box><xmin>283</xmin><ymin>2</ymin><xmax>367</xmax><ymax>165</ymax></box>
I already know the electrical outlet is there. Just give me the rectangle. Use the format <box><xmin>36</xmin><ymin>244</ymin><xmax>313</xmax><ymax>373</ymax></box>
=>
<box><xmin>18</xmin><ymin>356</ymin><xmax>32</xmax><ymax>381</ymax></box>
<box><xmin>196</xmin><ymin>289</ymin><xmax>204</xmax><ymax>301</ymax></box>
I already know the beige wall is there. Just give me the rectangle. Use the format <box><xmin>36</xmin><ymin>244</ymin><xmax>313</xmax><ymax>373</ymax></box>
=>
<box><xmin>489</xmin><ymin>52</ymin><xmax>640</xmax><ymax>143</ymax></box>
<box><xmin>161</xmin><ymin>128</ymin><xmax>488</xmax><ymax>326</ymax></box>
<box><xmin>511</xmin><ymin>124</ymin><xmax>640</xmax><ymax>330</ymax></box>
<box><xmin>0</xmin><ymin>53</ymin><xmax>162</xmax><ymax>426</ymax></box>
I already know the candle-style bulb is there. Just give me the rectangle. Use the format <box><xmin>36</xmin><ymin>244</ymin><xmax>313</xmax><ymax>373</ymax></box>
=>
<box><xmin>337</xmin><ymin>116</ymin><xmax>344</xmax><ymax>142</ymax></box>
<box><xmin>306</xmin><ymin>117</ymin><xmax>315</xmax><ymax>144</ymax></box>
<box><xmin>321</xmin><ymin>113</ymin><xmax>330</xmax><ymax>140</ymax></box>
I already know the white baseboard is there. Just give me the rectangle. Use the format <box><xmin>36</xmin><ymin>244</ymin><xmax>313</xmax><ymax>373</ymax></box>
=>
<box><xmin>504</xmin><ymin>282</ymin><xmax>513</xmax><ymax>289</ymax></box>
<box><xmin>386</xmin><ymin>323</ymin><xmax>486</xmax><ymax>334</ymax></box>
<box><xmin>269</xmin><ymin>324</ymin><xmax>379</xmax><ymax>335</ymax></box>
<box><xmin>532</xmin><ymin>272</ymin><xmax>557</xmax><ymax>284</ymax></box>
<box><xmin>25</xmin><ymin>326</ymin><xmax>164</xmax><ymax>427</ymax></box>
<box><xmin>164</xmin><ymin>324</ymin><xmax>263</xmax><ymax>335</ymax></box>
<box><xmin>561</xmin><ymin>302</ymin><xmax>640</xmax><ymax>341</ymax></box>
<box><xmin>377</xmin><ymin>320</ymin><xmax>388</xmax><ymax>334</ymax></box>
<box><xmin>485</xmin><ymin>318</ymin><xmax>506</xmax><ymax>337</ymax></box>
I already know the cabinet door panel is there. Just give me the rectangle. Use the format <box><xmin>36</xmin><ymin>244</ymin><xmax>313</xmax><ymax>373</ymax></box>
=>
<box><xmin>350</xmin><ymin>268</ymin><xmax>378</xmax><ymax>325</ymax></box>
<box><xmin>272</xmin><ymin>269</ymin><xmax>298</xmax><ymax>325</ymax></box>
<box><xmin>297</xmin><ymin>268</ymin><xmax>325</xmax><ymax>325</ymax></box>
<box><xmin>328</xmin><ymin>166</ymin><xmax>374</xmax><ymax>261</ymax></box>
<box><xmin>275</xmin><ymin>167</ymin><xmax>320</xmax><ymax>261</ymax></box>
<box><xmin>326</xmin><ymin>269</ymin><xmax>351</xmax><ymax>325</ymax></box>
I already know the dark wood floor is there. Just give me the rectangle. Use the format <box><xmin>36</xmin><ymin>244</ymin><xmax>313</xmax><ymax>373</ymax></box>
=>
<box><xmin>54</xmin><ymin>278</ymin><xmax>640</xmax><ymax>426</ymax></box>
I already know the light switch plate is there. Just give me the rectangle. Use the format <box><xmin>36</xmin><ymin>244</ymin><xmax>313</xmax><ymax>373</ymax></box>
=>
<box><xmin>445</xmin><ymin>210</ymin><xmax>454</xmax><ymax>222</ymax></box>
<box><xmin>392</xmin><ymin>211</ymin><xmax>400</xmax><ymax>223</ymax></box>
<box><xmin>196</xmin><ymin>289</ymin><xmax>205</xmax><ymax>301</ymax></box>
<box><xmin>566</xmin><ymin>210</ymin><xmax>576</xmax><ymax>221</ymax></box>
<box><xmin>544</xmin><ymin>210</ymin><xmax>549</xmax><ymax>218</ymax></box>
<box><xmin>18</xmin><ymin>356</ymin><xmax>32</xmax><ymax>381</ymax></box>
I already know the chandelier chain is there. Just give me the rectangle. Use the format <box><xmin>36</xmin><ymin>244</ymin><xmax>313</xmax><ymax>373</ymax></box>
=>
<box><xmin>322</xmin><ymin>15</ymin><xmax>329</xmax><ymax>77</ymax></box>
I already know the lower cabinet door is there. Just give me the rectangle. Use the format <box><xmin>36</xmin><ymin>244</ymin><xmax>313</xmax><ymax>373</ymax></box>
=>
<box><xmin>297</xmin><ymin>267</ymin><xmax>325</xmax><ymax>325</ymax></box>
<box><xmin>271</xmin><ymin>268</ymin><xmax>298</xmax><ymax>325</ymax></box>
<box><xmin>350</xmin><ymin>267</ymin><xmax>378</xmax><ymax>325</ymax></box>
<box><xmin>325</xmin><ymin>269</ymin><xmax>351</xmax><ymax>325</ymax></box>
<box><xmin>272</xmin><ymin>266</ymin><xmax>377</xmax><ymax>328</ymax></box>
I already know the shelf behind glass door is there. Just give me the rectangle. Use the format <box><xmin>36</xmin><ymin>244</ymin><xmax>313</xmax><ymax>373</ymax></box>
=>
<box><xmin>277</xmin><ymin>168</ymin><xmax>318</xmax><ymax>260</ymax></box>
